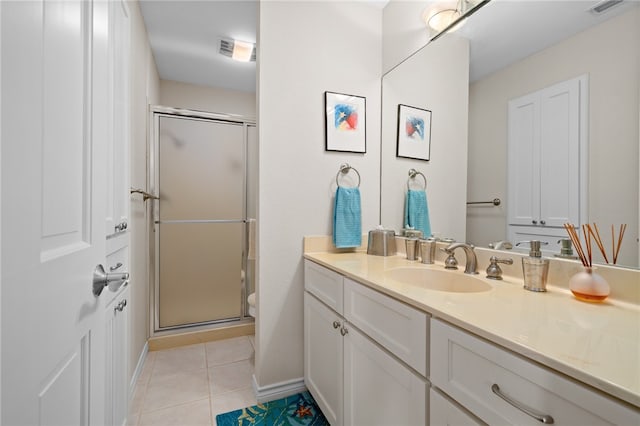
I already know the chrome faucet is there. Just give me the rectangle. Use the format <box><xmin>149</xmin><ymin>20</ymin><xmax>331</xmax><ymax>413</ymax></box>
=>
<box><xmin>444</xmin><ymin>243</ymin><xmax>478</xmax><ymax>274</ymax></box>
<box><xmin>489</xmin><ymin>240</ymin><xmax>513</xmax><ymax>250</ymax></box>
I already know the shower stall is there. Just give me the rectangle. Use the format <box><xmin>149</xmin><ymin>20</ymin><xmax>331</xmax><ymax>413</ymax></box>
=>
<box><xmin>149</xmin><ymin>107</ymin><xmax>256</xmax><ymax>331</ymax></box>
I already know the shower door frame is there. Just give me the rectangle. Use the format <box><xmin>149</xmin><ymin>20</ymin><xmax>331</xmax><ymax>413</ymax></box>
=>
<box><xmin>148</xmin><ymin>105</ymin><xmax>256</xmax><ymax>334</ymax></box>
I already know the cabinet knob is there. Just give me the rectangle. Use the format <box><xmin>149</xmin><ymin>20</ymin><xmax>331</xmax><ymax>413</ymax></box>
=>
<box><xmin>540</xmin><ymin>220</ymin><xmax>546</xmax><ymax>225</ymax></box>
<box><xmin>531</xmin><ymin>220</ymin><xmax>538</xmax><ymax>225</ymax></box>
<box><xmin>340</xmin><ymin>326</ymin><xmax>348</xmax><ymax>336</ymax></box>
<box><xmin>332</xmin><ymin>320</ymin><xmax>341</xmax><ymax>329</ymax></box>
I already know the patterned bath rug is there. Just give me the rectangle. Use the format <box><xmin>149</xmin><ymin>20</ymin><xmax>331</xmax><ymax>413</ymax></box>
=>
<box><xmin>215</xmin><ymin>391</ymin><xmax>330</xmax><ymax>426</ymax></box>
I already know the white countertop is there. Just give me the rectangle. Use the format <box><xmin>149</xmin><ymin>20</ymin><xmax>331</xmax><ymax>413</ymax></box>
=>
<box><xmin>304</xmin><ymin>251</ymin><xmax>640</xmax><ymax>409</ymax></box>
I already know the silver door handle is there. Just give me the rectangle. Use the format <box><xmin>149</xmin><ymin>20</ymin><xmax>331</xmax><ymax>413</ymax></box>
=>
<box><xmin>93</xmin><ymin>264</ymin><xmax>129</xmax><ymax>297</ymax></box>
<box><xmin>491</xmin><ymin>384</ymin><xmax>554</xmax><ymax>424</ymax></box>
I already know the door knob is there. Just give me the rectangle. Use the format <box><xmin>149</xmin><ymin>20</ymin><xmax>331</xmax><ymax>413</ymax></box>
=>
<box><xmin>93</xmin><ymin>264</ymin><xmax>129</xmax><ymax>297</ymax></box>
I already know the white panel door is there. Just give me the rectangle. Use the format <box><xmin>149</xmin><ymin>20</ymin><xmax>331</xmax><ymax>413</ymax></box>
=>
<box><xmin>344</xmin><ymin>324</ymin><xmax>427</xmax><ymax>426</ymax></box>
<box><xmin>539</xmin><ymin>78</ymin><xmax>580</xmax><ymax>227</ymax></box>
<box><xmin>304</xmin><ymin>292</ymin><xmax>343</xmax><ymax>426</ymax></box>
<box><xmin>507</xmin><ymin>93</ymin><xmax>540</xmax><ymax>227</ymax></box>
<box><xmin>2</xmin><ymin>1</ymin><xmax>109</xmax><ymax>424</ymax></box>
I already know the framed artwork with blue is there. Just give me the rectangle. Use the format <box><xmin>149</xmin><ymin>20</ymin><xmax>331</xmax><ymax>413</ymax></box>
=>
<box><xmin>396</xmin><ymin>104</ymin><xmax>432</xmax><ymax>161</ymax></box>
<box><xmin>325</xmin><ymin>91</ymin><xmax>366</xmax><ymax>153</ymax></box>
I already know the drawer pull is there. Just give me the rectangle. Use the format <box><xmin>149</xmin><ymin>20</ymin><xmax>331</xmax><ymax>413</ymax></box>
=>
<box><xmin>491</xmin><ymin>384</ymin><xmax>554</xmax><ymax>424</ymax></box>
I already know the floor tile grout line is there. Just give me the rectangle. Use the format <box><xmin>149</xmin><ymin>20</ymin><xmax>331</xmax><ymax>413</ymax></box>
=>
<box><xmin>138</xmin><ymin>397</ymin><xmax>212</xmax><ymax>416</ymax></box>
<box><xmin>206</xmin><ymin>343</ymin><xmax>214</xmax><ymax>426</ymax></box>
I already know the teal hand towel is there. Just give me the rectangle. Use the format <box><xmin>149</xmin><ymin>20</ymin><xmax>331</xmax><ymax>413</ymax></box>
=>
<box><xmin>405</xmin><ymin>190</ymin><xmax>431</xmax><ymax>238</ymax></box>
<box><xmin>333</xmin><ymin>187</ymin><xmax>362</xmax><ymax>248</ymax></box>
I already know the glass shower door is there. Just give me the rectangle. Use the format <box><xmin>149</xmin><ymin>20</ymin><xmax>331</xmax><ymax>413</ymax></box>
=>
<box><xmin>157</xmin><ymin>115</ymin><xmax>245</xmax><ymax>329</ymax></box>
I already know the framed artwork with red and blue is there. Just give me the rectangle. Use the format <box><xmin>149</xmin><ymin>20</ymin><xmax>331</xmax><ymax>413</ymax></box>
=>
<box><xmin>325</xmin><ymin>91</ymin><xmax>366</xmax><ymax>153</ymax></box>
<box><xmin>396</xmin><ymin>104</ymin><xmax>432</xmax><ymax>161</ymax></box>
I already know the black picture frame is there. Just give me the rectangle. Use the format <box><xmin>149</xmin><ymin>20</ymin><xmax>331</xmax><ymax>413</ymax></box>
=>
<box><xmin>324</xmin><ymin>91</ymin><xmax>367</xmax><ymax>153</ymax></box>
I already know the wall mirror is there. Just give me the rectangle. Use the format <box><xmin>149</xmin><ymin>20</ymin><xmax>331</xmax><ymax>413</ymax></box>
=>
<box><xmin>380</xmin><ymin>0</ymin><xmax>639</xmax><ymax>268</ymax></box>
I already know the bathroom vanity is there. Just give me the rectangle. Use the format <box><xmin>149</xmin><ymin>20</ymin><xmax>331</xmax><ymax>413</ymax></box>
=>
<box><xmin>303</xmin><ymin>241</ymin><xmax>640</xmax><ymax>425</ymax></box>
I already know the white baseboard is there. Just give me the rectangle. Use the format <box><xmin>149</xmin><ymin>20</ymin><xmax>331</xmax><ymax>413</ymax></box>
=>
<box><xmin>252</xmin><ymin>375</ymin><xmax>307</xmax><ymax>404</ymax></box>
<box><xmin>129</xmin><ymin>341</ymin><xmax>149</xmax><ymax>398</ymax></box>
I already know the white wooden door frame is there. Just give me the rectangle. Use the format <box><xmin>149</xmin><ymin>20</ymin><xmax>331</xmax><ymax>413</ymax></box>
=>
<box><xmin>0</xmin><ymin>0</ymin><xmax>3</xmax><ymax>420</ymax></box>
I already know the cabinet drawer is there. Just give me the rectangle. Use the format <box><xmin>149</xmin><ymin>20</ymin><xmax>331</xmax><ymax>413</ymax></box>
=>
<box><xmin>304</xmin><ymin>260</ymin><xmax>343</xmax><ymax>314</ymax></box>
<box><xmin>431</xmin><ymin>319</ymin><xmax>639</xmax><ymax>425</ymax></box>
<box><xmin>344</xmin><ymin>278</ymin><xmax>428</xmax><ymax>376</ymax></box>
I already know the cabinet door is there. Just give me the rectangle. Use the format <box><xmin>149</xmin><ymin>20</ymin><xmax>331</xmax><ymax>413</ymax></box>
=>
<box><xmin>105</xmin><ymin>286</ymin><xmax>130</xmax><ymax>426</ymax></box>
<box><xmin>344</xmin><ymin>325</ymin><xmax>427</xmax><ymax>426</ymax></box>
<box><xmin>507</xmin><ymin>76</ymin><xmax>585</xmax><ymax>230</ymax></box>
<box><xmin>430</xmin><ymin>388</ymin><xmax>484</xmax><ymax>426</ymax></box>
<box><xmin>538</xmin><ymin>78</ymin><xmax>581</xmax><ymax>227</ymax></box>
<box><xmin>508</xmin><ymin>92</ymin><xmax>540</xmax><ymax>227</ymax></box>
<box><xmin>304</xmin><ymin>292</ymin><xmax>343</xmax><ymax>426</ymax></box>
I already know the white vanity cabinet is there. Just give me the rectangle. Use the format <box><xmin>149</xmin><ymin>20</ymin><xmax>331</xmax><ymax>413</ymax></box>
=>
<box><xmin>104</xmin><ymin>3</ymin><xmax>131</xmax><ymax>424</ymax></box>
<box><xmin>304</xmin><ymin>260</ymin><xmax>428</xmax><ymax>426</ymax></box>
<box><xmin>105</xmin><ymin>284</ymin><xmax>130</xmax><ymax>426</ymax></box>
<box><xmin>430</xmin><ymin>319</ymin><xmax>639</xmax><ymax>425</ymax></box>
<box><xmin>104</xmin><ymin>240</ymin><xmax>131</xmax><ymax>426</ymax></box>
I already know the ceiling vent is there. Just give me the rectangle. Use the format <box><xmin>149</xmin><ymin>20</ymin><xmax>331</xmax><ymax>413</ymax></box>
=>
<box><xmin>219</xmin><ymin>38</ymin><xmax>256</xmax><ymax>62</ymax></box>
<box><xmin>589</xmin><ymin>0</ymin><xmax>624</xmax><ymax>14</ymax></box>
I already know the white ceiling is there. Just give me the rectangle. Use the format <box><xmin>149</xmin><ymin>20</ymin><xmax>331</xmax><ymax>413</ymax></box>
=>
<box><xmin>139</xmin><ymin>0</ymin><xmax>258</xmax><ymax>93</ymax></box>
<box><xmin>459</xmin><ymin>0</ymin><xmax>640</xmax><ymax>82</ymax></box>
<box><xmin>139</xmin><ymin>0</ymin><xmax>638</xmax><ymax>92</ymax></box>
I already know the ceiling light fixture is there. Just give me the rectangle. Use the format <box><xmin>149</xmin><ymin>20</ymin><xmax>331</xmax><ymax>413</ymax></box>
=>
<box><xmin>427</xmin><ymin>8</ymin><xmax>461</xmax><ymax>33</ymax></box>
<box><xmin>219</xmin><ymin>38</ymin><xmax>256</xmax><ymax>62</ymax></box>
<box><xmin>426</xmin><ymin>0</ymin><xmax>471</xmax><ymax>34</ymax></box>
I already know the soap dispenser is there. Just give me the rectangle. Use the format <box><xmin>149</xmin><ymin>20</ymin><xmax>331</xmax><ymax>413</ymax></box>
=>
<box><xmin>516</xmin><ymin>240</ymin><xmax>549</xmax><ymax>292</ymax></box>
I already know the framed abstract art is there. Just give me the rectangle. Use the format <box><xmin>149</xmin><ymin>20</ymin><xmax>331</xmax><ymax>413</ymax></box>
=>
<box><xmin>325</xmin><ymin>91</ymin><xmax>366</xmax><ymax>153</ymax></box>
<box><xmin>396</xmin><ymin>104</ymin><xmax>432</xmax><ymax>161</ymax></box>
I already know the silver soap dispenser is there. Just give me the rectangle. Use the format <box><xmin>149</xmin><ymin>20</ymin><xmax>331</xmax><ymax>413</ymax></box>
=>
<box><xmin>516</xmin><ymin>240</ymin><xmax>549</xmax><ymax>292</ymax></box>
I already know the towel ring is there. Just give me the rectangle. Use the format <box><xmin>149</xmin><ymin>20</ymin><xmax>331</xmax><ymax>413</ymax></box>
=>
<box><xmin>407</xmin><ymin>169</ymin><xmax>427</xmax><ymax>190</ymax></box>
<box><xmin>336</xmin><ymin>163</ymin><xmax>361</xmax><ymax>188</ymax></box>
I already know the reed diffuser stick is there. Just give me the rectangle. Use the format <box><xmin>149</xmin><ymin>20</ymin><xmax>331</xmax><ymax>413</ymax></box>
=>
<box><xmin>613</xmin><ymin>224</ymin><xmax>627</xmax><ymax>265</ymax></box>
<box><xmin>582</xmin><ymin>224</ymin><xmax>592</xmax><ymax>267</ymax></box>
<box><xmin>564</xmin><ymin>223</ymin><xmax>588</xmax><ymax>267</ymax></box>
<box><xmin>611</xmin><ymin>225</ymin><xmax>615</xmax><ymax>265</ymax></box>
<box><xmin>590</xmin><ymin>223</ymin><xmax>609</xmax><ymax>264</ymax></box>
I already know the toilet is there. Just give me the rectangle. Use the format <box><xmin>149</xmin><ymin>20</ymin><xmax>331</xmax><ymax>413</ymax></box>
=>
<box><xmin>248</xmin><ymin>292</ymin><xmax>256</xmax><ymax>317</ymax></box>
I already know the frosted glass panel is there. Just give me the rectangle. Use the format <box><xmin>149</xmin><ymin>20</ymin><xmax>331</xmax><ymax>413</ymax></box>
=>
<box><xmin>159</xmin><ymin>223</ymin><xmax>242</xmax><ymax>327</ymax></box>
<box><xmin>159</xmin><ymin>116</ymin><xmax>244</xmax><ymax>220</ymax></box>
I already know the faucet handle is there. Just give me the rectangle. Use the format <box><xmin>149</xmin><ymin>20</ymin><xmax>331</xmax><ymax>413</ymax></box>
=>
<box><xmin>486</xmin><ymin>256</ymin><xmax>514</xmax><ymax>280</ymax></box>
<box><xmin>441</xmin><ymin>248</ymin><xmax>458</xmax><ymax>270</ymax></box>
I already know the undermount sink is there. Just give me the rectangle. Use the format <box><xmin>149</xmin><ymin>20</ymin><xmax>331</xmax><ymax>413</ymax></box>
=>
<box><xmin>385</xmin><ymin>267</ymin><xmax>492</xmax><ymax>293</ymax></box>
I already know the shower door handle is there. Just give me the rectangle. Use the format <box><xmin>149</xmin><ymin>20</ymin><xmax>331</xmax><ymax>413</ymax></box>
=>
<box><xmin>93</xmin><ymin>264</ymin><xmax>129</xmax><ymax>297</ymax></box>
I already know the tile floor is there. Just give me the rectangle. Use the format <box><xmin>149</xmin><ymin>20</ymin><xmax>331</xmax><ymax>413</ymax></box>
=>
<box><xmin>128</xmin><ymin>335</ymin><xmax>257</xmax><ymax>426</ymax></box>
